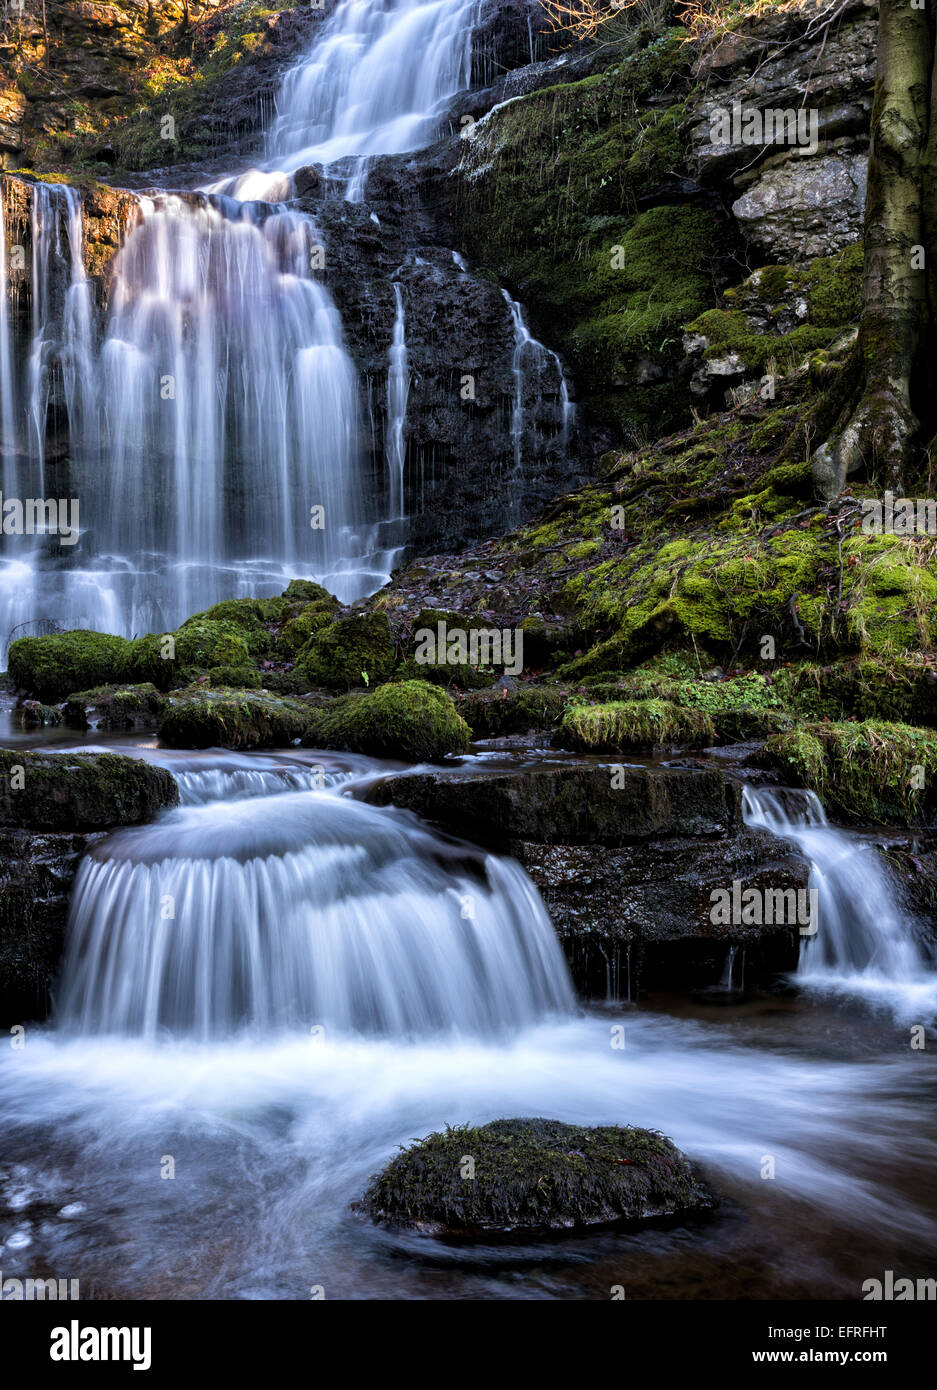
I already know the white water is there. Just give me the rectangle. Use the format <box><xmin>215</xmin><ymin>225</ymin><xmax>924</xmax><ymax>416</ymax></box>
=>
<box><xmin>742</xmin><ymin>785</ymin><xmax>937</xmax><ymax>1019</ymax></box>
<box><xmin>501</xmin><ymin>287</ymin><xmax>571</xmax><ymax>495</ymax></box>
<box><xmin>385</xmin><ymin>281</ymin><xmax>410</xmax><ymax>520</ymax></box>
<box><xmin>0</xmin><ymin>0</ymin><xmax>574</xmax><ymax>653</ymax></box>
<box><xmin>224</xmin><ymin>0</ymin><xmax>480</xmax><ymax>202</ymax></box>
<box><xmin>57</xmin><ymin>787</ymin><xmax>574</xmax><ymax>1038</ymax></box>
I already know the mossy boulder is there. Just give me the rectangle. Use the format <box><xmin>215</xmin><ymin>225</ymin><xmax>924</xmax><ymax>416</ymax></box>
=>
<box><xmin>157</xmin><ymin>689</ymin><xmax>314</xmax><ymax>749</ymax></box>
<box><xmin>304</xmin><ymin>680</ymin><xmax>471</xmax><ymax>762</ymax></box>
<box><xmin>276</xmin><ymin>601</ymin><xmax>339</xmax><ymax>659</ymax></box>
<box><xmin>207</xmin><ymin>665</ymin><xmax>262</xmax><ymax>690</ymax></box>
<box><xmin>63</xmin><ymin>683</ymin><xmax>164</xmax><ymax>731</ymax></box>
<box><xmin>189</xmin><ymin>599</ymin><xmax>274</xmax><ymax>656</ymax></box>
<box><xmin>174</xmin><ymin>618</ymin><xmax>252</xmax><ymax>669</ymax></box>
<box><xmin>282</xmin><ymin>579</ymin><xmax>336</xmax><ymax>605</ymax></box>
<box><xmin>356</xmin><ymin>1118</ymin><xmax>716</xmax><ymax>1235</ymax></box>
<box><xmin>458</xmin><ymin>686</ymin><xmax>569</xmax><ymax>738</ymax></box>
<box><xmin>0</xmin><ymin>749</ymin><xmax>178</xmax><ymax>830</ymax></box>
<box><xmin>393</xmin><ymin>657</ymin><xmax>494</xmax><ymax>690</ymax></box>
<box><xmin>7</xmin><ymin>630</ymin><xmax>131</xmax><ymax>703</ymax></box>
<box><xmin>298</xmin><ymin>611</ymin><xmax>396</xmax><ymax>690</ymax></box>
<box><xmin>764</xmin><ymin>720</ymin><xmax>937</xmax><ymax>826</ymax></box>
<box><xmin>558</xmin><ymin>699</ymin><xmax>715</xmax><ymax>751</ymax></box>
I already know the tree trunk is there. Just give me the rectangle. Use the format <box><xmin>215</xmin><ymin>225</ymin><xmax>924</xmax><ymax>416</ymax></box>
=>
<box><xmin>812</xmin><ymin>0</ymin><xmax>934</xmax><ymax>499</ymax></box>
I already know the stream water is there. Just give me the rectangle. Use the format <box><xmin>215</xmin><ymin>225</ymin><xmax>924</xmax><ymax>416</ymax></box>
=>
<box><xmin>1</xmin><ymin>739</ymin><xmax>936</xmax><ymax>1299</ymax></box>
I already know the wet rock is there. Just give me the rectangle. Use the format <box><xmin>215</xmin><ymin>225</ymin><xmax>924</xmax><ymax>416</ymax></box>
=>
<box><xmin>365</xmin><ymin>764</ymin><xmax>733</xmax><ymax>846</ymax></box>
<box><xmin>62</xmin><ymin>682</ymin><xmax>164</xmax><ymax>731</ymax></box>
<box><xmin>0</xmin><ymin>828</ymin><xmax>102</xmax><ymax>1025</ymax></box>
<box><xmin>356</xmin><ymin>1117</ymin><xmax>717</xmax><ymax>1235</ymax></box>
<box><xmin>0</xmin><ymin>748</ymin><xmax>178</xmax><ymax>831</ymax></box>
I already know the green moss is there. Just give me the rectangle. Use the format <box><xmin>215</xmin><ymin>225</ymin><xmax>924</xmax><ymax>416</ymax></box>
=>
<box><xmin>191</xmin><ymin>599</ymin><xmax>273</xmax><ymax>655</ymax></box>
<box><xmin>558</xmin><ymin>698</ymin><xmax>714</xmax><ymax>751</ymax></box>
<box><xmin>7</xmin><ymin>630</ymin><xmax>131</xmax><ymax>703</ymax></box>
<box><xmin>282</xmin><ymin>579</ymin><xmax>338</xmax><ymax>606</ymax></box>
<box><xmin>175</xmin><ymin>618</ymin><xmax>252</xmax><ymax>669</ymax></box>
<box><xmin>458</xmin><ymin>686</ymin><xmax>569</xmax><ymax>738</ymax></box>
<box><xmin>298</xmin><ymin>611</ymin><xmax>396</xmax><ymax>690</ymax></box>
<box><xmin>0</xmin><ymin>748</ymin><xmax>178</xmax><ymax>830</ymax></box>
<box><xmin>304</xmin><ymin>680</ymin><xmax>471</xmax><ymax>761</ymax></box>
<box><xmin>766</xmin><ymin>720</ymin><xmax>937</xmax><ymax>825</ymax></box>
<box><xmin>157</xmin><ymin>688</ymin><xmax>313</xmax><ymax>749</ymax></box>
<box><xmin>394</xmin><ymin>658</ymin><xmax>494</xmax><ymax>689</ymax></box>
<box><xmin>208</xmin><ymin>665</ymin><xmax>262</xmax><ymax>690</ymax></box>
<box><xmin>276</xmin><ymin>602</ymin><xmax>337</xmax><ymax>658</ymax></box>
<box><xmin>63</xmin><ymin>682</ymin><xmax>164</xmax><ymax>730</ymax></box>
<box><xmin>357</xmin><ymin>1117</ymin><xmax>714</xmax><ymax>1234</ymax></box>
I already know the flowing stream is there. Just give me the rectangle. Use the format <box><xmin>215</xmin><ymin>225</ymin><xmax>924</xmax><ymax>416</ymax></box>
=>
<box><xmin>1</xmin><ymin>746</ymin><xmax>936</xmax><ymax>1299</ymax></box>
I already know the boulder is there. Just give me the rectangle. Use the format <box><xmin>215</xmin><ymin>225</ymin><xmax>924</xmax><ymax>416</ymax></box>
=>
<box><xmin>365</xmin><ymin>764</ymin><xmax>733</xmax><ymax>847</ymax></box>
<box><xmin>0</xmin><ymin>748</ymin><xmax>178</xmax><ymax>831</ymax></box>
<box><xmin>356</xmin><ymin>1117</ymin><xmax>717</xmax><ymax>1235</ymax></box>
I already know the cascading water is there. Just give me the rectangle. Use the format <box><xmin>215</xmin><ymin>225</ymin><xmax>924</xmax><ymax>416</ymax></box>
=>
<box><xmin>57</xmin><ymin>786</ymin><xmax>574</xmax><ymax>1038</ymax></box>
<box><xmin>742</xmin><ymin>784</ymin><xmax>937</xmax><ymax>1018</ymax></box>
<box><xmin>226</xmin><ymin>0</ymin><xmax>481</xmax><ymax>202</ymax></box>
<box><xmin>385</xmin><ymin>281</ymin><xmax>410</xmax><ymax>520</ymax></box>
<box><xmin>1</xmin><ymin>0</ymin><xmax>571</xmax><ymax>652</ymax></box>
<box><xmin>501</xmin><ymin>287</ymin><xmax>571</xmax><ymax>494</ymax></box>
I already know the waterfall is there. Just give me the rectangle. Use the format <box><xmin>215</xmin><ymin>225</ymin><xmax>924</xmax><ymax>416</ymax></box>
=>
<box><xmin>244</xmin><ymin>0</ymin><xmax>481</xmax><ymax>202</ymax></box>
<box><xmin>501</xmin><ymin>287</ymin><xmax>570</xmax><ymax>489</ymax></box>
<box><xmin>0</xmin><ymin>185</ymin><xmax>16</xmax><ymax>478</ymax></box>
<box><xmin>57</xmin><ymin>788</ymin><xmax>574</xmax><ymax>1038</ymax></box>
<box><xmin>385</xmin><ymin>281</ymin><xmax>410</xmax><ymax>520</ymax></box>
<box><xmin>1</xmin><ymin>0</ymin><xmax>572</xmax><ymax>651</ymax></box>
<box><xmin>742</xmin><ymin>785</ymin><xmax>937</xmax><ymax>1017</ymax></box>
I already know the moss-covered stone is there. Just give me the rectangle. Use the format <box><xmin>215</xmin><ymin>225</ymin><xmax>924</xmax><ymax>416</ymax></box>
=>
<box><xmin>207</xmin><ymin>665</ymin><xmax>263</xmax><ymax>690</ymax></box>
<box><xmin>304</xmin><ymin>680</ymin><xmax>470</xmax><ymax>762</ymax></box>
<box><xmin>157</xmin><ymin>688</ymin><xmax>313</xmax><ymax>749</ymax></box>
<box><xmin>0</xmin><ymin>749</ymin><xmax>178</xmax><ymax>830</ymax></box>
<box><xmin>458</xmin><ymin>686</ymin><xmax>570</xmax><ymax>738</ymax></box>
<box><xmin>188</xmin><ymin>599</ymin><xmax>274</xmax><ymax>655</ymax></box>
<box><xmin>276</xmin><ymin>601</ymin><xmax>341</xmax><ymax>659</ymax></box>
<box><xmin>765</xmin><ymin>720</ymin><xmax>937</xmax><ymax>825</ymax></box>
<box><xmin>356</xmin><ymin>1117</ymin><xmax>715</xmax><ymax>1235</ymax></box>
<box><xmin>558</xmin><ymin>698</ymin><xmax>714</xmax><ymax>751</ymax></box>
<box><xmin>7</xmin><ymin>630</ymin><xmax>131</xmax><ymax>703</ymax></box>
<box><xmin>174</xmin><ymin>617</ymin><xmax>252</xmax><ymax>669</ymax></box>
<box><xmin>298</xmin><ymin>611</ymin><xmax>396</xmax><ymax>690</ymax></box>
<box><xmin>282</xmin><ymin>579</ymin><xmax>337</xmax><ymax>605</ymax></box>
<box><xmin>63</xmin><ymin>682</ymin><xmax>164</xmax><ymax>730</ymax></box>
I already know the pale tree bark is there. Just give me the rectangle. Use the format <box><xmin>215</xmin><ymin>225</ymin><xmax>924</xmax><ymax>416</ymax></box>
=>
<box><xmin>812</xmin><ymin>0</ymin><xmax>934</xmax><ymax>498</ymax></box>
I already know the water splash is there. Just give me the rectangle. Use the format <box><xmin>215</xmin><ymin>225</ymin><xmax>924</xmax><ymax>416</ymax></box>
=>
<box><xmin>742</xmin><ymin>785</ymin><xmax>937</xmax><ymax>1019</ymax></box>
<box><xmin>57</xmin><ymin>789</ymin><xmax>574</xmax><ymax>1038</ymax></box>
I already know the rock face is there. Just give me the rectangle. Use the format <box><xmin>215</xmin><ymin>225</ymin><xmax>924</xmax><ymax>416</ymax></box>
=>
<box><xmin>731</xmin><ymin>152</ymin><xmax>868</xmax><ymax>262</ymax></box>
<box><xmin>0</xmin><ymin>828</ymin><xmax>100</xmax><ymax>1025</ymax></box>
<box><xmin>0</xmin><ymin>748</ymin><xmax>177</xmax><ymax>1024</ymax></box>
<box><xmin>356</xmin><ymin>1117</ymin><xmax>717</xmax><ymax>1235</ymax></box>
<box><xmin>366</xmin><ymin>762</ymin><xmax>810</xmax><ymax>994</ymax></box>
<box><xmin>686</xmin><ymin>0</ymin><xmax>876</xmax><ymax>260</ymax></box>
<box><xmin>0</xmin><ymin>748</ymin><xmax>178</xmax><ymax>830</ymax></box>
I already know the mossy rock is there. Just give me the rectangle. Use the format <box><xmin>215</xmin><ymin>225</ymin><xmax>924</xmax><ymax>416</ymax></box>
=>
<box><xmin>174</xmin><ymin>618</ymin><xmax>252</xmax><ymax>669</ymax></box>
<box><xmin>157</xmin><ymin>689</ymin><xmax>314</xmax><ymax>750</ymax></box>
<box><xmin>356</xmin><ymin>1117</ymin><xmax>716</xmax><ymax>1236</ymax></box>
<box><xmin>558</xmin><ymin>698</ymin><xmax>714</xmax><ymax>751</ymax></box>
<box><xmin>0</xmin><ymin>749</ymin><xmax>178</xmax><ymax>830</ymax></box>
<box><xmin>765</xmin><ymin>720</ymin><xmax>937</xmax><ymax>826</ymax></box>
<box><xmin>276</xmin><ymin>602</ymin><xmax>339</xmax><ymax>659</ymax></box>
<box><xmin>63</xmin><ymin>682</ymin><xmax>164</xmax><ymax>731</ymax></box>
<box><xmin>207</xmin><ymin>665</ymin><xmax>263</xmax><ymax>690</ymax></box>
<box><xmin>304</xmin><ymin>680</ymin><xmax>471</xmax><ymax>761</ymax></box>
<box><xmin>394</xmin><ymin>658</ymin><xmax>494</xmax><ymax>690</ymax></box>
<box><xmin>17</xmin><ymin>700</ymin><xmax>63</xmax><ymax>728</ymax></box>
<box><xmin>458</xmin><ymin>686</ymin><xmax>569</xmax><ymax>738</ymax></box>
<box><xmin>282</xmin><ymin>579</ymin><xmax>337</xmax><ymax>605</ymax></box>
<box><xmin>7</xmin><ymin>630</ymin><xmax>131</xmax><ymax>703</ymax></box>
<box><xmin>121</xmin><ymin>633</ymin><xmax>180</xmax><ymax>690</ymax></box>
<box><xmin>189</xmin><ymin>599</ymin><xmax>274</xmax><ymax>656</ymax></box>
<box><xmin>298</xmin><ymin>611</ymin><xmax>396</xmax><ymax>690</ymax></box>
